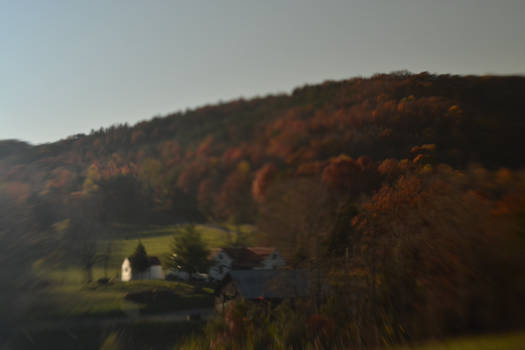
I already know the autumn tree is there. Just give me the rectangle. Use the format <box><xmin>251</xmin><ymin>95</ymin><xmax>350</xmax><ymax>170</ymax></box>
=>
<box><xmin>251</xmin><ymin>163</ymin><xmax>277</xmax><ymax>203</ymax></box>
<box><xmin>215</xmin><ymin>161</ymin><xmax>255</xmax><ymax>224</ymax></box>
<box><xmin>321</xmin><ymin>155</ymin><xmax>380</xmax><ymax>196</ymax></box>
<box><xmin>350</xmin><ymin>169</ymin><xmax>525</xmax><ymax>342</ymax></box>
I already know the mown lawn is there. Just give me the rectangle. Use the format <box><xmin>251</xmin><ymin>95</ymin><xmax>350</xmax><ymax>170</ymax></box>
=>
<box><xmin>104</xmin><ymin>223</ymin><xmax>255</xmax><ymax>277</ymax></box>
<box><xmin>391</xmin><ymin>331</ymin><xmax>525</xmax><ymax>350</ymax></box>
<box><xmin>38</xmin><ymin>223</ymin><xmax>255</xmax><ymax>284</ymax></box>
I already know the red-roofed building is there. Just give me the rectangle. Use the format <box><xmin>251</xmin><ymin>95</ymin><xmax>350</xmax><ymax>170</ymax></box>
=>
<box><xmin>209</xmin><ymin>247</ymin><xmax>286</xmax><ymax>281</ymax></box>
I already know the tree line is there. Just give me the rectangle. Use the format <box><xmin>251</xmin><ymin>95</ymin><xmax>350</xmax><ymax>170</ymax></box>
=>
<box><xmin>1</xmin><ymin>73</ymin><xmax>525</xmax><ymax>229</ymax></box>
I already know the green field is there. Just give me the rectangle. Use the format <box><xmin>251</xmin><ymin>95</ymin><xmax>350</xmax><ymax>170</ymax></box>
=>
<box><xmin>38</xmin><ymin>223</ymin><xmax>254</xmax><ymax>284</ymax></box>
<box><xmin>30</xmin><ymin>223</ymin><xmax>253</xmax><ymax>320</ymax></box>
<box><xmin>108</xmin><ymin>223</ymin><xmax>253</xmax><ymax>266</ymax></box>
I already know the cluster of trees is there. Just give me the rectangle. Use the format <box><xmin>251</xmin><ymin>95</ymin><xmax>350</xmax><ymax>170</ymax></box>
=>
<box><xmin>179</xmin><ymin>163</ymin><xmax>525</xmax><ymax>349</ymax></box>
<box><xmin>1</xmin><ymin>73</ymin><xmax>525</xmax><ymax>230</ymax></box>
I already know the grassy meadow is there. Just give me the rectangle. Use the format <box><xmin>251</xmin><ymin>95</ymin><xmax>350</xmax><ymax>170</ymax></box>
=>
<box><xmin>29</xmin><ymin>224</ymin><xmax>253</xmax><ymax>320</ymax></box>
<box><xmin>39</xmin><ymin>223</ymin><xmax>254</xmax><ymax>283</ymax></box>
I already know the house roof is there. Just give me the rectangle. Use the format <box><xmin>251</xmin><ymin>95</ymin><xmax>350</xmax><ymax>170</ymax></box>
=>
<box><xmin>222</xmin><ymin>270</ymin><xmax>309</xmax><ymax>299</ymax></box>
<box><xmin>210</xmin><ymin>247</ymin><xmax>278</xmax><ymax>269</ymax></box>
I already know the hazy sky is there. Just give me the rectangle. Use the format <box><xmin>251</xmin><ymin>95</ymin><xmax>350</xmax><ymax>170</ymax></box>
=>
<box><xmin>1</xmin><ymin>0</ymin><xmax>524</xmax><ymax>144</ymax></box>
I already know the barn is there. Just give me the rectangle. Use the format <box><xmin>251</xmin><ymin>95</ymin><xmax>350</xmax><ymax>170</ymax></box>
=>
<box><xmin>215</xmin><ymin>269</ymin><xmax>309</xmax><ymax>313</ymax></box>
<box><xmin>208</xmin><ymin>247</ymin><xmax>286</xmax><ymax>281</ymax></box>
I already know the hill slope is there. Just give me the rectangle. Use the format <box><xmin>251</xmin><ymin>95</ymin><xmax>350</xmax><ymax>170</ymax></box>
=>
<box><xmin>1</xmin><ymin>72</ymin><xmax>525</xmax><ymax>225</ymax></box>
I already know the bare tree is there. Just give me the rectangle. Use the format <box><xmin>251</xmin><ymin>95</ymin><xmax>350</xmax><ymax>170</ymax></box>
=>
<box><xmin>101</xmin><ymin>240</ymin><xmax>114</xmax><ymax>278</ymax></box>
<box><xmin>63</xmin><ymin>193</ymin><xmax>108</xmax><ymax>283</ymax></box>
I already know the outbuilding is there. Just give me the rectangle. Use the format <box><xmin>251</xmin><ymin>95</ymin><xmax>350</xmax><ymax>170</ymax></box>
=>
<box><xmin>215</xmin><ymin>269</ymin><xmax>309</xmax><ymax>313</ymax></box>
<box><xmin>121</xmin><ymin>256</ymin><xmax>164</xmax><ymax>281</ymax></box>
<box><xmin>208</xmin><ymin>247</ymin><xmax>286</xmax><ymax>281</ymax></box>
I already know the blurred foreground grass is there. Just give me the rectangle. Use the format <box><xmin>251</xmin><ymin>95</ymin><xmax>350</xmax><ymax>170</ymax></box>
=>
<box><xmin>391</xmin><ymin>331</ymin><xmax>525</xmax><ymax>350</ymax></box>
<box><xmin>176</xmin><ymin>330</ymin><xmax>525</xmax><ymax>350</ymax></box>
<box><xmin>8</xmin><ymin>320</ymin><xmax>204</xmax><ymax>350</ymax></box>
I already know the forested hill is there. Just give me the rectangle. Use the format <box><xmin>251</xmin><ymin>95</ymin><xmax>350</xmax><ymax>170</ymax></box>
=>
<box><xmin>2</xmin><ymin>72</ymin><xmax>525</xmax><ymax>225</ymax></box>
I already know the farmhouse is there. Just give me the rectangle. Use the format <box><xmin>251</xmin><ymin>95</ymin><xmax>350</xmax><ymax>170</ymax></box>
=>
<box><xmin>215</xmin><ymin>270</ymin><xmax>309</xmax><ymax>313</ymax></box>
<box><xmin>121</xmin><ymin>256</ymin><xmax>164</xmax><ymax>281</ymax></box>
<box><xmin>208</xmin><ymin>247</ymin><xmax>286</xmax><ymax>281</ymax></box>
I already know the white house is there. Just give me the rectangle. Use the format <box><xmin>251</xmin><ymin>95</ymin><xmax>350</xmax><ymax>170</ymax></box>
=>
<box><xmin>121</xmin><ymin>256</ymin><xmax>164</xmax><ymax>281</ymax></box>
<box><xmin>208</xmin><ymin>247</ymin><xmax>286</xmax><ymax>281</ymax></box>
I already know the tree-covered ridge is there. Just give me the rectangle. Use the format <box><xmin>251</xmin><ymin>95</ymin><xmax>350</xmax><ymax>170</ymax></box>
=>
<box><xmin>1</xmin><ymin>72</ymin><xmax>525</xmax><ymax>225</ymax></box>
<box><xmin>2</xmin><ymin>72</ymin><xmax>525</xmax><ymax>347</ymax></box>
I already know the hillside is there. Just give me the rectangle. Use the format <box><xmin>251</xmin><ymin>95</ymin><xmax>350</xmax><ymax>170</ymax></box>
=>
<box><xmin>2</xmin><ymin>72</ymin><xmax>525</xmax><ymax>347</ymax></box>
<box><xmin>2</xmin><ymin>72</ymin><xmax>525</xmax><ymax>226</ymax></box>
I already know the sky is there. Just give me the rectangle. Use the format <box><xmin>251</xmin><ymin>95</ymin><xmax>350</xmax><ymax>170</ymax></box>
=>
<box><xmin>1</xmin><ymin>0</ymin><xmax>525</xmax><ymax>144</ymax></box>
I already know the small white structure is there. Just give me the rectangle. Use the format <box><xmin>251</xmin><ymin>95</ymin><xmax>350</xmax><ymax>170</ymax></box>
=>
<box><xmin>121</xmin><ymin>256</ymin><xmax>164</xmax><ymax>281</ymax></box>
<box><xmin>208</xmin><ymin>247</ymin><xmax>286</xmax><ymax>281</ymax></box>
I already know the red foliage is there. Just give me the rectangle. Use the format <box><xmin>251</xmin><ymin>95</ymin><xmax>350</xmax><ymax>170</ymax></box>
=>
<box><xmin>296</xmin><ymin>161</ymin><xmax>327</xmax><ymax>177</ymax></box>
<box><xmin>196</xmin><ymin>136</ymin><xmax>214</xmax><ymax>158</ymax></box>
<box><xmin>322</xmin><ymin>155</ymin><xmax>381</xmax><ymax>195</ymax></box>
<box><xmin>176</xmin><ymin>161</ymin><xmax>208</xmax><ymax>193</ymax></box>
<box><xmin>215</xmin><ymin>166</ymin><xmax>253</xmax><ymax>221</ymax></box>
<box><xmin>221</xmin><ymin>147</ymin><xmax>244</xmax><ymax>164</ymax></box>
<box><xmin>321</xmin><ymin>155</ymin><xmax>361</xmax><ymax>192</ymax></box>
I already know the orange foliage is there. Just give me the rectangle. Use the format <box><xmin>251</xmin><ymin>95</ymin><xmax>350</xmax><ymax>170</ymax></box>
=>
<box><xmin>221</xmin><ymin>147</ymin><xmax>243</xmax><ymax>164</ymax></box>
<box><xmin>252</xmin><ymin>163</ymin><xmax>277</xmax><ymax>203</ymax></box>
<box><xmin>44</xmin><ymin>168</ymin><xmax>75</xmax><ymax>192</ymax></box>
<box><xmin>176</xmin><ymin>161</ymin><xmax>208</xmax><ymax>193</ymax></box>
<box><xmin>4</xmin><ymin>181</ymin><xmax>30</xmax><ymax>203</ymax></box>
<box><xmin>296</xmin><ymin>161</ymin><xmax>327</xmax><ymax>177</ymax></box>
<box><xmin>196</xmin><ymin>136</ymin><xmax>214</xmax><ymax>158</ymax></box>
<box><xmin>322</xmin><ymin>155</ymin><xmax>363</xmax><ymax>193</ymax></box>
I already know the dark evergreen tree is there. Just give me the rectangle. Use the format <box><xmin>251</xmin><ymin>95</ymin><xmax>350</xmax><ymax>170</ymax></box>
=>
<box><xmin>130</xmin><ymin>241</ymin><xmax>149</xmax><ymax>272</ymax></box>
<box><xmin>168</xmin><ymin>225</ymin><xmax>210</xmax><ymax>274</ymax></box>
